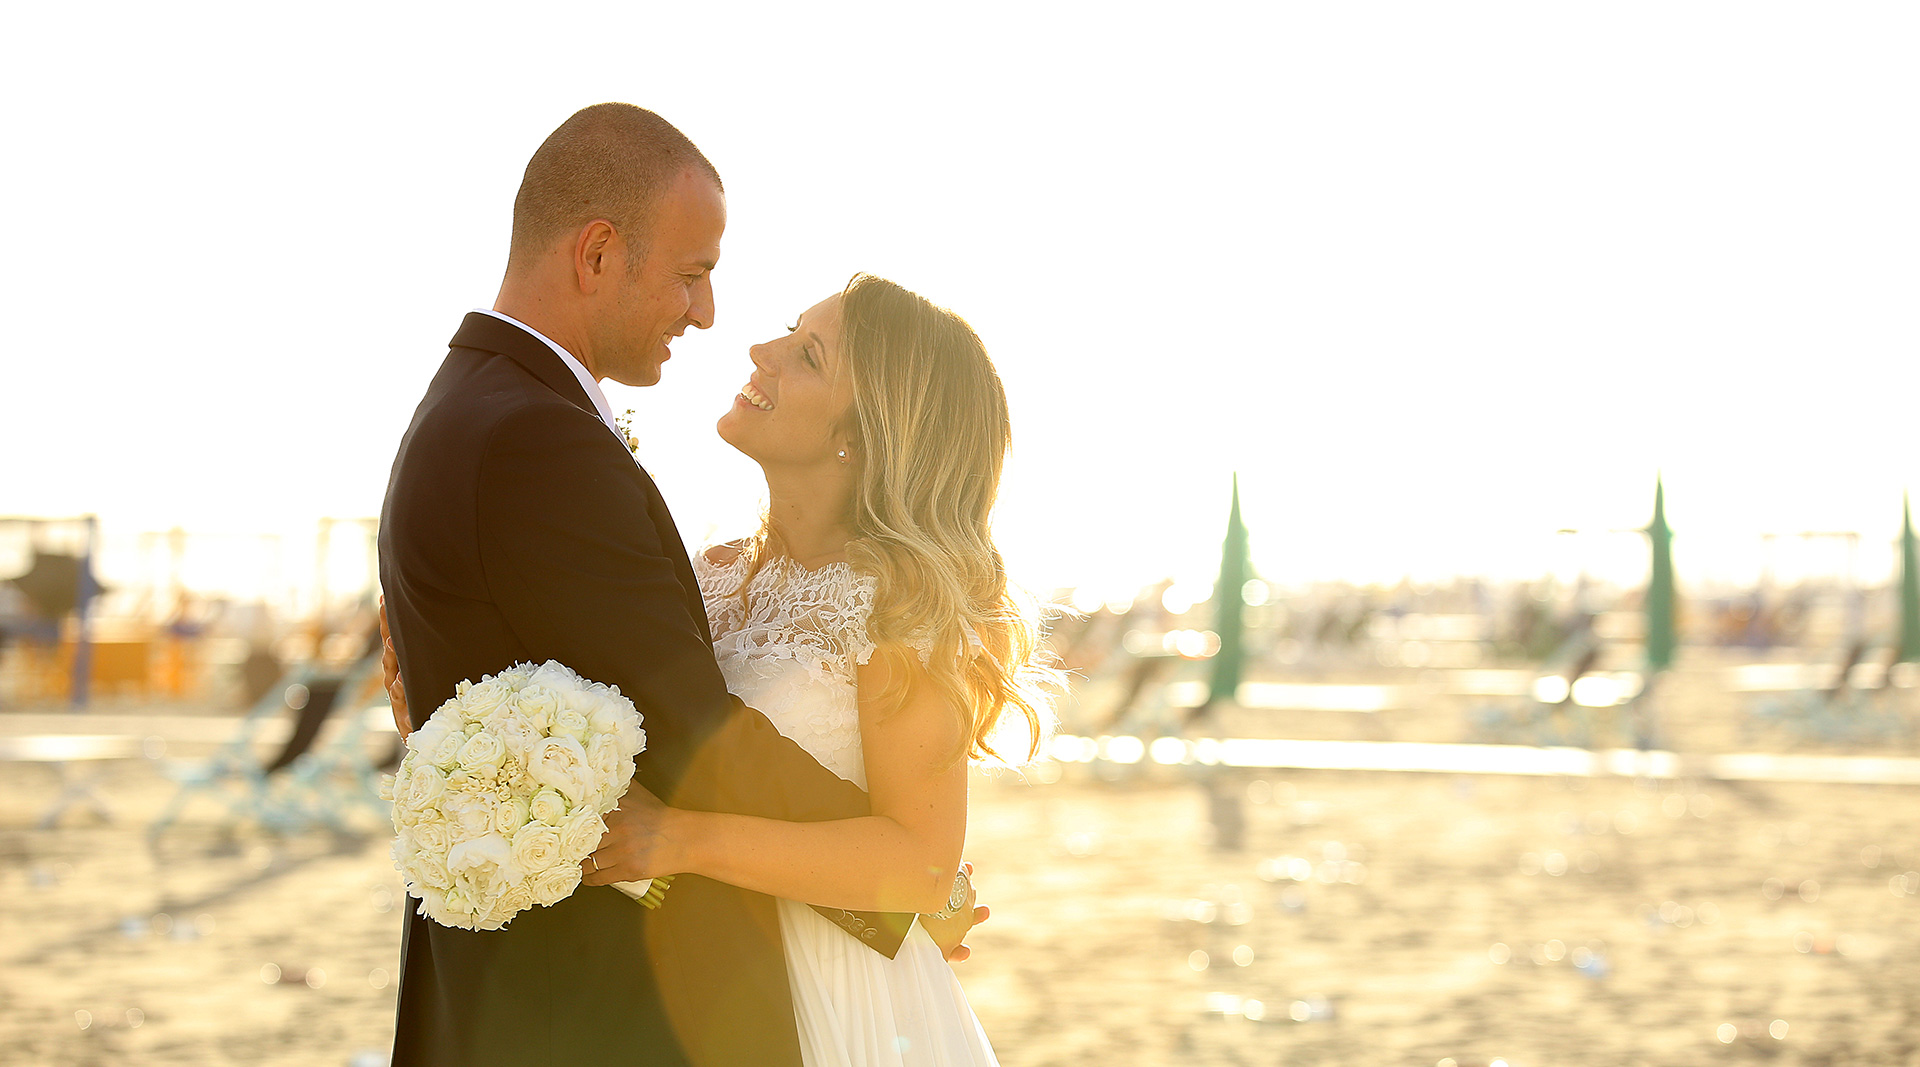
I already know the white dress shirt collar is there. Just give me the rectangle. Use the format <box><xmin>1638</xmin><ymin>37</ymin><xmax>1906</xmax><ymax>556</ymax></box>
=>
<box><xmin>471</xmin><ymin>308</ymin><xmax>622</xmax><ymax>438</ymax></box>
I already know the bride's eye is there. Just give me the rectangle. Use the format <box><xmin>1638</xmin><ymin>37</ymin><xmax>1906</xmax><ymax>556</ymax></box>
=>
<box><xmin>800</xmin><ymin>347</ymin><xmax>818</xmax><ymax>370</ymax></box>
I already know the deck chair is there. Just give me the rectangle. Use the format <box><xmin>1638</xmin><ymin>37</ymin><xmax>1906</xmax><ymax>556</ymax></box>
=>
<box><xmin>147</xmin><ymin>652</ymin><xmax>386</xmax><ymax>838</ymax></box>
<box><xmin>268</xmin><ymin>653</ymin><xmax>395</xmax><ymax>830</ymax></box>
<box><xmin>1748</xmin><ymin>638</ymin><xmax>1911</xmax><ymax>745</ymax></box>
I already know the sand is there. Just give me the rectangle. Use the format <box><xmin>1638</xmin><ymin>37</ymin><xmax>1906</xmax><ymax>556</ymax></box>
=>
<box><xmin>3</xmin><ymin>667</ymin><xmax>1918</xmax><ymax>1066</ymax></box>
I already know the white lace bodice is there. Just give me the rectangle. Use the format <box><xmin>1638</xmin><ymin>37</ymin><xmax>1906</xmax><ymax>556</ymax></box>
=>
<box><xmin>694</xmin><ymin>550</ymin><xmax>881</xmax><ymax>789</ymax></box>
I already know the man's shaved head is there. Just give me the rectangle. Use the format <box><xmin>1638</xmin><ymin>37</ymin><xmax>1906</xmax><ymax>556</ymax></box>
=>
<box><xmin>508</xmin><ymin>103</ymin><xmax>721</xmax><ymax>272</ymax></box>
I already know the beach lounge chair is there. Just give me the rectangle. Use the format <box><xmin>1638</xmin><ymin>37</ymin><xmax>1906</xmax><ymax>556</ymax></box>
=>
<box><xmin>147</xmin><ymin>651</ymin><xmax>388</xmax><ymax>837</ymax></box>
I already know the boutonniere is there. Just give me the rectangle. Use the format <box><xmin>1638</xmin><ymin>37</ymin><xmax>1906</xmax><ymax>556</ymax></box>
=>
<box><xmin>614</xmin><ymin>409</ymin><xmax>640</xmax><ymax>456</ymax></box>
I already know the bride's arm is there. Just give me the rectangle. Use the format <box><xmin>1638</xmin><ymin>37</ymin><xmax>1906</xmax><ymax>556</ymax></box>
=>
<box><xmin>584</xmin><ymin>652</ymin><xmax>967</xmax><ymax>914</ymax></box>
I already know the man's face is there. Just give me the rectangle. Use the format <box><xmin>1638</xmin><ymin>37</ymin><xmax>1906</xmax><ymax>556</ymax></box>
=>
<box><xmin>596</xmin><ymin>168</ymin><xmax>725</xmax><ymax>387</ymax></box>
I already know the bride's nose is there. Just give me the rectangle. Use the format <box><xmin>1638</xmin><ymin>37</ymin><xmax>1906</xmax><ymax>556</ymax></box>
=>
<box><xmin>748</xmin><ymin>342</ymin><xmax>776</xmax><ymax>375</ymax></box>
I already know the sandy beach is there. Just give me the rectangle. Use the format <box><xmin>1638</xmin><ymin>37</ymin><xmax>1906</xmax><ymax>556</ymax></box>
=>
<box><xmin>3</xmin><ymin>662</ymin><xmax>1917</xmax><ymax>1066</ymax></box>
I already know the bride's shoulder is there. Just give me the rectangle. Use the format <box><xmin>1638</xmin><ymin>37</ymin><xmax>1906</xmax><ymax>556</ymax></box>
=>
<box><xmin>699</xmin><ymin>539</ymin><xmax>750</xmax><ymax>568</ymax></box>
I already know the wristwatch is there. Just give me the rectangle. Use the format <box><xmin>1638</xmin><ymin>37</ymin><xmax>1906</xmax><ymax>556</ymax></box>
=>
<box><xmin>931</xmin><ymin>867</ymin><xmax>971</xmax><ymax>921</ymax></box>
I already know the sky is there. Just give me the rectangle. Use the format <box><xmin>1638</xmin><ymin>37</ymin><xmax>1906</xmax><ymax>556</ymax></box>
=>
<box><xmin>3</xmin><ymin>1</ymin><xmax>1917</xmax><ymax>606</ymax></box>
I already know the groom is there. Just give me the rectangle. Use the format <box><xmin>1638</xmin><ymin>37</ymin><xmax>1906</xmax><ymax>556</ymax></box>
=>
<box><xmin>379</xmin><ymin>104</ymin><xmax>964</xmax><ymax>1067</ymax></box>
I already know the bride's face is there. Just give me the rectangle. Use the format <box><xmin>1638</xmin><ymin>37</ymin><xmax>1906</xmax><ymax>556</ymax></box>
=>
<box><xmin>717</xmin><ymin>294</ymin><xmax>856</xmax><ymax>468</ymax></box>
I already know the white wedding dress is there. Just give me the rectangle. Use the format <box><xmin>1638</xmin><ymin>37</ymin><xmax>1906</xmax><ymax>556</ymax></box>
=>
<box><xmin>694</xmin><ymin>549</ymin><xmax>999</xmax><ymax>1067</ymax></box>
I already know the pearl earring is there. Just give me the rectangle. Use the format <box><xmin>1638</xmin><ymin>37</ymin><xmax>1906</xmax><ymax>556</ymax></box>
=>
<box><xmin>836</xmin><ymin>449</ymin><xmax>849</xmax><ymax>463</ymax></box>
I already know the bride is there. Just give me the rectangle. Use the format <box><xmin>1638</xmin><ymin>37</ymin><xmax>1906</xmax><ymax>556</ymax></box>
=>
<box><xmin>590</xmin><ymin>273</ymin><xmax>1056</xmax><ymax>1066</ymax></box>
<box><xmin>391</xmin><ymin>272</ymin><xmax>1056</xmax><ymax>1065</ymax></box>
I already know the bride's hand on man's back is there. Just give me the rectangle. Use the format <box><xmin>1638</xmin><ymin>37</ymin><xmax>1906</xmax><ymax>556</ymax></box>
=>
<box><xmin>379</xmin><ymin>597</ymin><xmax>411</xmax><ymax>739</ymax></box>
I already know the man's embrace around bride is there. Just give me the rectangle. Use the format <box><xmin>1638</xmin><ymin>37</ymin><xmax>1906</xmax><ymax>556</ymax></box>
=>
<box><xmin>378</xmin><ymin>103</ymin><xmax>1055</xmax><ymax>1067</ymax></box>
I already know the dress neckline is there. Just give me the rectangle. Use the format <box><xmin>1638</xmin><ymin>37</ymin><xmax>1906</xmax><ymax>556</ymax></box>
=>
<box><xmin>702</xmin><ymin>548</ymin><xmax>856</xmax><ymax>579</ymax></box>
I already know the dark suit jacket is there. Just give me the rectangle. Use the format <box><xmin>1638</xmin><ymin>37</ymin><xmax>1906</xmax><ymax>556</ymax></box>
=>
<box><xmin>378</xmin><ymin>312</ymin><xmax>910</xmax><ymax>1067</ymax></box>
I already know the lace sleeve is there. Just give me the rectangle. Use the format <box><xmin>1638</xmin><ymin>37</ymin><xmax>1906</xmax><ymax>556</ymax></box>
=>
<box><xmin>846</xmin><ymin>575</ymin><xmax>881</xmax><ymax>667</ymax></box>
<box><xmin>691</xmin><ymin>546</ymin><xmax>750</xmax><ymax>639</ymax></box>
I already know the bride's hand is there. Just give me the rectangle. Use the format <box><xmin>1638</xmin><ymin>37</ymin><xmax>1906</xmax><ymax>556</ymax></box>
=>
<box><xmin>378</xmin><ymin>597</ymin><xmax>411</xmax><ymax>739</ymax></box>
<box><xmin>581</xmin><ymin>781</ymin><xmax>685</xmax><ymax>886</ymax></box>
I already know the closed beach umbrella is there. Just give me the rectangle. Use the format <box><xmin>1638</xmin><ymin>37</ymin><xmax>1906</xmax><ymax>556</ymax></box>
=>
<box><xmin>1645</xmin><ymin>476</ymin><xmax>1676</xmax><ymax>672</ymax></box>
<box><xmin>1208</xmin><ymin>474</ymin><xmax>1250</xmax><ymax>706</ymax></box>
<box><xmin>1899</xmin><ymin>493</ymin><xmax>1920</xmax><ymax>663</ymax></box>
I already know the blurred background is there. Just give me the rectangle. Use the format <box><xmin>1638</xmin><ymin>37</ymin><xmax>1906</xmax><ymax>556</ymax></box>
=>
<box><xmin>4</xmin><ymin>2</ymin><xmax>1918</xmax><ymax>1065</ymax></box>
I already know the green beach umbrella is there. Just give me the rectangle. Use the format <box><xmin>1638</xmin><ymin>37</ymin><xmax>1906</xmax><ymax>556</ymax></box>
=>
<box><xmin>1898</xmin><ymin>493</ymin><xmax>1920</xmax><ymax>663</ymax></box>
<box><xmin>1645</xmin><ymin>475</ymin><xmax>1676</xmax><ymax>672</ymax></box>
<box><xmin>1208</xmin><ymin>474</ymin><xmax>1250</xmax><ymax>706</ymax></box>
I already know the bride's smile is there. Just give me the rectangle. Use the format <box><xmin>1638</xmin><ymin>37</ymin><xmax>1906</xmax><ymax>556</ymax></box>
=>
<box><xmin>716</xmin><ymin>293</ymin><xmax>857</xmax><ymax>470</ymax></box>
<box><xmin>737</xmin><ymin>380</ymin><xmax>774</xmax><ymax>410</ymax></box>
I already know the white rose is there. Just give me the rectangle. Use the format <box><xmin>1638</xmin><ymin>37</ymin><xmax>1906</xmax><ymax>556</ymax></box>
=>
<box><xmin>553</xmin><ymin>708</ymin><xmax>591</xmax><ymax>743</ymax></box>
<box><xmin>429</xmin><ymin>732</ymin><xmax>467</xmax><ymax>771</ymax></box>
<box><xmin>410</xmin><ymin>717</ymin><xmax>462</xmax><ymax>769</ymax></box>
<box><xmin>515</xmin><ymin>685</ymin><xmax>562</xmax><ymax>731</ymax></box>
<box><xmin>528</xmin><ymin>788</ymin><xmax>569</xmax><ymax>825</ymax></box>
<box><xmin>558</xmin><ymin>808</ymin><xmax>608</xmax><ymax>860</ymax></box>
<box><xmin>496</xmin><ymin>881</ymin><xmax>534</xmax><ymax>915</ymax></box>
<box><xmin>510</xmin><ymin>825</ymin><xmax>566</xmax><ymax>873</ymax></box>
<box><xmin>459</xmin><ymin>681</ymin><xmax>513</xmax><ymax>725</ymax></box>
<box><xmin>409</xmin><ymin>855</ymin><xmax>453</xmax><ymax>890</ymax></box>
<box><xmin>400</xmin><ymin>762</ymin><xmax>448</xmax><ymax>809</ymax></box>
<box><xmin>411</xmin><ymin>819</ymin><xmax>449</xmax><ymax>854</ymax></box>
<box><xmin>457</xmin><ymin>731</ymin><xmax>507</xmax><ymax>773</ymax></box>
<box><xmin>527</xmin><ymin>735</ymin><xmax>594</xmax><ymax>804</ymax></box>
<box><xmin>481</xmin><ymin>883</ymin><xmax>533</xmax><ymax>928</ymax></box>
<box><xmin>492</xmin><ymin>795</ymin><xmax>530</xmax><ymax>836</ymax></box>
<box><xmin>528</xmin><ymin>863</ymin><xmax>582</xmax><ymax>906</ymax></box>
<box><xmin>446</xmin><ymin>832</ymin><xmax>512</xmax><ymax>875</ymax></box>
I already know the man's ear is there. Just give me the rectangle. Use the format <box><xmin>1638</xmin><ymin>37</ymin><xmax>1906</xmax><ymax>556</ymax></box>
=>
<box><xmin>574</xmin><ymin>220</ymin><xmax>618</xmax><ymax>294</ymax></box>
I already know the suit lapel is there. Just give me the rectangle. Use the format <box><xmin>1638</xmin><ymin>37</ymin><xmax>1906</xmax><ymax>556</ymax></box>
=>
<box><xmin>449</xmin><ymin>312</ymin><xmax>599</xmax><ymax>421</ymax></box>
<box><xmin>450</xmin><ymin>312</ymin><xmax>715</xmax><ymax>640</ymax></box>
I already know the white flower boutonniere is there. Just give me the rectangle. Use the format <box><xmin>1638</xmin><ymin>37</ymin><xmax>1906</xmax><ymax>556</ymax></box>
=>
<box><xmin>614</xmin><ymin>409</ymin><xmax>640</xmax><ymax>456</ymax></box>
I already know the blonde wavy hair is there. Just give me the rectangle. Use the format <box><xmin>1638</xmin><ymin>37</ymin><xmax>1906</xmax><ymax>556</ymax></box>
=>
<box><xmin>746</xmin><ymin>274</ymin><xmax>1057</xmax><ymax>765</ymax></box>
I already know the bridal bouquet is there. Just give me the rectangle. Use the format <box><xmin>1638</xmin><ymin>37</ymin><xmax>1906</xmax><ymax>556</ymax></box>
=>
<box><xmin>381</xmin><ymin>660</ymin><xmax>669</xmax><ymax>931</ymax></box>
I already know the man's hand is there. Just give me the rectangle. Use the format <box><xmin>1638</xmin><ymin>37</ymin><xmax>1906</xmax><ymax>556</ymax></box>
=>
<box><xmin>920</xmin><ymin>862</ymin><xmax>989</xmax><ymax>963</ymax></box>
<box><xmin>378</xmin><ymin>597</ymin><xmax>411</xmax><ymax>740</ymax></box>
<box><xmin>581</xmin><ymin>782</ymin><xmax>683</xmax><ymax>886</ymax></box>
